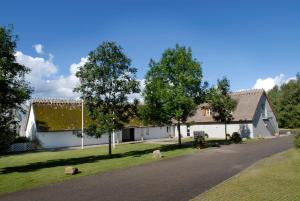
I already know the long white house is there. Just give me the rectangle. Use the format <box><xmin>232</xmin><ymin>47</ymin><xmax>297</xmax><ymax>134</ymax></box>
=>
<box><xmin>23</xmin><ymin>99</ymin><xmax>173</xmax><ymax>149</ymax></box>
<box><xmin>174</xmin><ymin>89</ymin><xmax>279</xmax><ymax>139</ymax></box>
<box><xmin>23</xmin><ymin>89</ymin><xmax>278</xmax><ymax>149</ymax></box>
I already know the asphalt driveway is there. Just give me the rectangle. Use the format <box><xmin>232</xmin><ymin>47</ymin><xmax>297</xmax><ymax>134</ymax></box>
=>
<box><xmin>1</xmin><ymin>135</ymin><xmax>293</xmax><ymax>201</ymax></box>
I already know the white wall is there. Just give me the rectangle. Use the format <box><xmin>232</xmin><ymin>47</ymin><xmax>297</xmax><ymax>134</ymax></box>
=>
<box><xmin>37</xmin><ymin>131</ymin><xmax>122</xmax><ymax>149</ymax></box>
<box><xmin>175</xmin><ymin>123</ymin><xmax>254</xmax><ymax>139</ymax></box>
<box><xmin>25</xmin><ymin>106</ymin><xmax>37</xmax><ymax>139</ymax></box>
<box><xmin>134</xmin><ymin>126</ymin><xmax>174</xmax><ymax>141</ymax></box>
<box><xmin>174</xmin><ymin>125</ymin><xmax>189</xmax><ymax>138</ymax></box>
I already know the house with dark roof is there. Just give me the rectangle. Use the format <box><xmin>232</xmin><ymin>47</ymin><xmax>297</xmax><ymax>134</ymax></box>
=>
<box><xmin>23</xmin><ymin>89</ymin><xmax>278</xmax><ymax>149</ymax></box>
<box><xmin>174</xmin><ymin>89</ymin><xmax>279</xmax><ymax>138</ymax></box>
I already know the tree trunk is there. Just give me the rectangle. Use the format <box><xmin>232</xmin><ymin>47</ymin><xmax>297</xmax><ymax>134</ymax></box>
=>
<box><xmin>108</xmin><ymin>133</ymin><xmax>112</xmax><ymax>157</ymax></box>
<box><xmin>177</xmin><ymin>122</ymin><xmax>182</xmax><ymax>147</ymax></box>
<box><xmin>225</xmin><ymin>121</ymin><xmax>228</xmax><ymax>141</ymax></box>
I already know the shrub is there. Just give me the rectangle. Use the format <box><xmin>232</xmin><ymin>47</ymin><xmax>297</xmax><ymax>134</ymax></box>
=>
<box><xmin>13</xmin><ymin>136</ymin><xmax>31</xmax><ymax>143</ymax></box>
<box><xmin>0</xmin><ymin>130</ymin><xmax>16</xmax><ymax>152</ymax></box>
<box><xmin>294</xmin><ymin>133</ymin><xmax>300</xmax><ymax>148</ymax></box>
<box><xmin>194</xmin><ymin>135</ymin><xmax>207</xmax><ymax>149</ymax></box>
<box><xmin>226</xmin><ymin>133</ymin><xmax>231</xmax><ymax>139</ymax></box>
<box><xmin>230</xmin><ymin>132</ymin><xmax>242</xmax><ymax>143</ymax></box>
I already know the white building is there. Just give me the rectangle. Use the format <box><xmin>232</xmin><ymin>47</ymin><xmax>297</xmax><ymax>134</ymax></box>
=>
<box><xmin>174</xmin><ymin>89</ymin><xmax>279</xmax><ymax>139</ymax></box>
<box><xmin>23</xmin><ymin>89</ymin><xmax>278</xmax><ymax>149</ymax></box>
<box><xmin>23</xmin><ymin>99</ymin><xmax>172</xmax><ymax>149</ymax></box>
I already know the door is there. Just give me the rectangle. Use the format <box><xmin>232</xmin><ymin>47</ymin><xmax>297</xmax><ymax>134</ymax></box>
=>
<box><xmin>130</xmin><ymin>128</ymin><xmax>135</xmax><ymax>141</ymax></box>
<box><xmin>122</xmin><ymin>128</ymin><xmax>135</xmax><ymax>142</ymax></box>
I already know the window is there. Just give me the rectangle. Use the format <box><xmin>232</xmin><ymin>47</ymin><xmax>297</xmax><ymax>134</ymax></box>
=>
<box><xmin>166</xmin><ymin>126</ymin><xmax>169</xmax><ymax>133</ymax></box>
<box><xmin>205</xmin><ymin>108</ymin><xmax>211</xmax><ymax>116</ymax></box>
<box><xmin>261</xmin><ymin>103</ymin><xmax>267</xmax><ymax>118</ymax></box>
<box><xmin>187</xmin><ymin>125</ymin><xmax>190</xmax><ymax>136</ymax></box>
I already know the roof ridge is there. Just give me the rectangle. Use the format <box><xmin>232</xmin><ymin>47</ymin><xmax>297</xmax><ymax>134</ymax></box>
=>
<box><xmin>32</xmin><ymin>98</ymin><xmax>82</xmax><ymax>104</ymax></box>
<box><xmin>231</xmin><ymin>89</ymin><xmax>264</xmax><ymax>96</ymax></box>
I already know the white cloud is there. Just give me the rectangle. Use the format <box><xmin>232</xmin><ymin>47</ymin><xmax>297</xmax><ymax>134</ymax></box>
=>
<box><xmin>15</xmin><ymin>51</ymin><xmax>57</xmax><ymax>77</ymax></box>
<box><xmin>15</xmin><ymin>48</ymin><xmax>144</xmax><ymax>101</ymax></box>
<box><xmin>33</xmin><ymin>44</ymin><xmax>44</xmax><ymax>54</ymax></box>
<box><xmin>253</xmin><ymin>74</ymin><xmax>296</xmax><ymax>91</ymax></box>
<box><xmin>128</xmin><ymin>79</ymin><xmax>145</xmax><ymax>102</ymax></box>
<box><xmin>15</xmin><ymin>50</ymin><xmax>87</xmax><ymax>99</ymax></box>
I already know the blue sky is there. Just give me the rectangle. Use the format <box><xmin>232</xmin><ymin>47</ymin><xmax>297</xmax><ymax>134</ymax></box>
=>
<box><xmin>1</xmin><ymin>0</ymin><xmax>299</xmax><ymax>97</ymax></box>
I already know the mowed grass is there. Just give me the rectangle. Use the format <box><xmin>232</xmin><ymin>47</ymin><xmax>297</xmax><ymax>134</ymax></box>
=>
<box><xmin>0</xmin><ymin>141</ymin><xmax>196</xmax><ymax>195</ymax></box>
<box><xmin>193</xmin><ymin>148</ymin><xmax>300</xmax><ymax>201</ymax></box>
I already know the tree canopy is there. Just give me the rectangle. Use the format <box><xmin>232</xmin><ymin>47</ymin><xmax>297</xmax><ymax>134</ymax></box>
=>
<box><xmin>140</xmin><ymin>44</ymin><xmax>206</xmax><ymax>146</ymax></box>
<box><xmin>208</xmin><ymin>77</ymin><xmax>237</xmax><ymax>140</ymax></box>
<box><xmin>268</xmin><ymin>73</ymin><xmax>300</xmax><ymax>128</ymax></box>
<box><xmin>0</xmin><ymin>25</ymin><xmax>32</xmax><ymax>151</ymax></box>
<box><xmin>74</xmin><ymin>41</ymin><xmax>140</xmax><ymax>156</ymax></box>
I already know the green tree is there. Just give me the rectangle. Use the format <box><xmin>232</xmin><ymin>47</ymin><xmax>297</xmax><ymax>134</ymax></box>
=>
<box><xmin>208</xmin><ymin>77</ymin><xmax>237</xmax><ymax>141</ymax></box>
<box><xmin>74</xmin><ymin>41</ymin><xmax>140</xmax><ymax>157</ymax></box>
<box><xmin>141</xmin><ymin>44</ymin><xmax>205</xmax><ymax>146</ymax></box>
<box><xmin>0</xmin><ymin>25</ymin><xmax>32</xmax><ymax>151</ymax></box>
<box><xmin>268</xmin><ymin>73</ymin><xmax>300</xmax><ymax>128</ymax></box>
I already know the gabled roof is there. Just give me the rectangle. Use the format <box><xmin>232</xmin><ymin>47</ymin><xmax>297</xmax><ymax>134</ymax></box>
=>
<box><xmin>29</xmin><ymin>98</ymin><xmax>143</xmax><ymax>132</ymax></box>
<box><xmin>27</xmin><ymin>89</ymin><xmax>267</xmax><ymax>131</ymax></box>
<box><xmin>31</xmin><ymin>99</ymin><xmax>92</xmax><ymax>132</ymax></box>
<box><xmin>186</xmin><ymin>89</ymin><xmax>265</xmax><ymax>123</ymax></box>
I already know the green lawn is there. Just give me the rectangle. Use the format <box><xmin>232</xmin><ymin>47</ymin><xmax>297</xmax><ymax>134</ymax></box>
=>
<box><xmin>192</xmin><ymin>148</ymin><xmax>300</xmax><ymax>201</ymax></box>
<box><xmin>0</xmin><ymin>141</ymin><xmax>196</xmax><ymax>195</ymax></box>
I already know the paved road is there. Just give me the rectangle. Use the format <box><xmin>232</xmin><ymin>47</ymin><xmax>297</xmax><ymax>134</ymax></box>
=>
<box><xmin>1</xmin><ymin>135</ymin><xmax>293</xmax><ymax>201</ymax></box>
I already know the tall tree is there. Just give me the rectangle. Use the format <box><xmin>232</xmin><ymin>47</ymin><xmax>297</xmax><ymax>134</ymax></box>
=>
<box><xmin>74</xmin><ymin>41</ymin><xmax>140</xmax><ymax>157</ymax></box>
<box><xmin>0</xmin><ymin>25</ymin><xmax>32</xmax><ymax>151</ymax></box>
<box><xmin>208</xmin><ymin>77</ymin><xmax>237</xmax><ymax>141</ymax></box>
<box><xmin>141</xmin><ymin>44</ymin><xmax>205</xmax><ymax>146</ymax></box>
<box><xmin>268</xmin><ymin>73</ymin><xmax>300</xmax><ymax>128</ymax></box>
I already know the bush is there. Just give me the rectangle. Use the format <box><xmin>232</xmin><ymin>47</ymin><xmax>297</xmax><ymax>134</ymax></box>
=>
<box><xmin>0</xmin><ymin>129</ymin><xmax>17</xmax><ymax>152</ymax></box>
<box><xmin>294</xmin><ymin>133</ymin><xmax>300</xmax><ymax>148</ymax></box>
<box><xmin>230</xmin><ymin>132</ymin><xmax>242</xmax><ymax>143</ymax></box>
<box><xmin>194</xmin><ymin>135</ymin><xmax>207</xmax><ymax>149</ymax></box>
<box><xmin>13</xmin><ymin>136</ymin><xmax>30</xmax><ymax>143</ymax></box>
<box><xmin>226</xmin><ymin>133</ymin><xmax>231</xmax><ymax>140</ymax></box>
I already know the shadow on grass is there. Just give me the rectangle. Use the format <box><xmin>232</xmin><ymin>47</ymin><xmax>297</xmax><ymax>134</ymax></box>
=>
<box><xmin>0</xmin><ymin>142</ymin><xmax>193</xmax><ymax>174</ymax></box>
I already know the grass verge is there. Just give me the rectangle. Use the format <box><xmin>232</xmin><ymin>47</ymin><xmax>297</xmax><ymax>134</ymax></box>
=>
<box><xmin>0</xmin><ymin>141</ymin><xmax>196</xmax><ymax>195</ymax></box>
<box><xmin>192</xmin><ymin>148</ymin><xmax>300</xmax><ymax>201</ymax></box>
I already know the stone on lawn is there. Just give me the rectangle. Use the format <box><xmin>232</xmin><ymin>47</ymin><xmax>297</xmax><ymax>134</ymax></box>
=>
<box><xmin>65</xmin><ymin>166</ymin><xmax>78</xmax><ymax>175</ymax></box>
<box><xmin>153</xmin><ymin>150</ymin><xmax>162</xmax><ymax>159</ymax></box>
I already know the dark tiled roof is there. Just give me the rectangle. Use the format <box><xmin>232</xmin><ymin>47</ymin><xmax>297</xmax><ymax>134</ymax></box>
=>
<box><xmin>186</xmin><ymin>89</ymin><xmax>265</xmax><ymax>123</ymax></box>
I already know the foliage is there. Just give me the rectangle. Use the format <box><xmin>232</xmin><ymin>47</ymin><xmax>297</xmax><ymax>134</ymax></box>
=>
<box><xmin>230</xmin><ymin>132</ymin><xmax>242</xmax><ymax>143</ymax></box>
<box><xmin>0</xmin><ymin>25</ymin><xmax>32</xmax><ymax>151</ymax></box>
<box><xmin>294</xmin><ymin>132</ymin><xmax>300</xmax><ymax>148</ymax></box>
<box><xmin>13</xmin><ymin>136</ymin><xmax>30</xmax><ymax>143</ymax></box>
<box><xmin>268</xmin><ymin>73</ymin><xmax>300</xmax><ymax>128</ymax></box>
<box><xmin>74</xmin><ymin>41</ymin><xmax>140</xmax><ymax>156</ymax></box>
<box><xmin>141</xmin><ymin>44</ymin><xmax>206</xmax><ymax>146</ymax></box>
<box><xmin>194</xmin><ymin>135</ymin><xmax>207</xmax><ymax>149</ymax></box>
<box><xmin>207</xmin><ymin>77</ymin><xmax>237</xmax><ymax>140</ymax></box>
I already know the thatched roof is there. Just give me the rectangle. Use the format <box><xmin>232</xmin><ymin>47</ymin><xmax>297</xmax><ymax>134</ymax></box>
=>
<box><xmin>186</xmin><ymin>89</ymin><xmax>265</xmax><ymax>123</ymax></box>
<box><xmin>32</xmin><ymin>99</ymin><xmax>92</xmax><ymax>132</ymax></box>
<box><xmin>29</xmin><ymin>98</ymin><xmax>143</xmax><ymax>132</ymax></box>
<box><xmin>27</xmin><ymin>89</ymin><xmax>267</xmax><ymax>132</ymax></box>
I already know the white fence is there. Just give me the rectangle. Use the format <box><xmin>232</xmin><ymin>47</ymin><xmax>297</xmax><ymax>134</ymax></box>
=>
<box><xmin>8</xmin><ymin>143</ymin><xmax>35</xmax><ymax>152</ymax></box>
